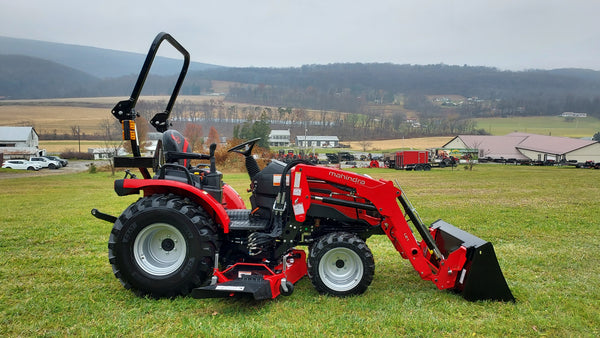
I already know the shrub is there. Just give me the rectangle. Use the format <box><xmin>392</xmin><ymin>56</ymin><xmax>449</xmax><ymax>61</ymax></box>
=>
<box><xmin>60</xmin><ymin>151</ymin><xmax>94</xmax><ymax>160</ymax></box>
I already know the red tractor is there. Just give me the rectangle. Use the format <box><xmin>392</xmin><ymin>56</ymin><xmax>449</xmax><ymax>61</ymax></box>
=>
<box><xmin>92</xmin><ymin>33</ymin><xmax>514</xmax><ymax>302</ymax></box>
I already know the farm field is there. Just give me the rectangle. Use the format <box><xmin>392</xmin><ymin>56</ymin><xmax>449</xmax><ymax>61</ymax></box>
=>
<box><xmin>0</xmin><ymin>96</ymin><xmax>224</xmax><ymax>136</ymax></box>
<box><xmin>0</xmin><ymin>104</ymin><xmax>109</xmax><ymax>136</ymax></box>
<box><xmin>346</xmin><ymin>136</ymin><xmax>453</xmax><ymax>151</ymax></box>
<box><xmin>39</xmin><ymin>140</ymin><xmax>121</xmax><ymax>153</ymax></box>
<box><xmin>474</xmin><ymin>115</ymin><xmax>600</xmax><ymax>138</ymax></box>
<box><xmin>0</xmin><ymin>164</ymin><xmax>598</xmax><ymax>336</ymax></box>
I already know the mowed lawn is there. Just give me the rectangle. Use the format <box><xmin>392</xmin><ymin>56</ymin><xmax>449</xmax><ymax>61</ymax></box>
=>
<box><xmin>0</xmin><ymin>164</ymin><xmax>598</xmax><ymax>336</ymax></box>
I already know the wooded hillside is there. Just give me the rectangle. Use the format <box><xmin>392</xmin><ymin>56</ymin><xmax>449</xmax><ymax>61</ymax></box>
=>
<box><xmin>2</xmin><ymin>36</ymin><xmax>600</xmax><ymax>140</ymax></box>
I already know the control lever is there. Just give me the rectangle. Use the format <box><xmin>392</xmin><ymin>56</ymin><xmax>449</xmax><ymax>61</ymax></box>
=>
<box><xmin>209</xmin><ymin>143</ymin><xmax>217</xmax><ymax>173</ymax></box>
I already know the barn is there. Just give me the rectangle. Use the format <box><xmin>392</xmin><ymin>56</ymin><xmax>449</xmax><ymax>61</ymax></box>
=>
<box><xmin>444</xmin><ymin>132</ymin><xmax>600</xmax><ymax>163</ymax></box>
<box><xmin>0</xmin><ymin>126</ymin><xmax>44</xmax><ymax>160</ymax></box>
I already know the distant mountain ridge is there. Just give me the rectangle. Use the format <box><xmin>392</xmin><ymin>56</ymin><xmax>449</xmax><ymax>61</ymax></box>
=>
<box><xmin>0</xmin><ymin>35</ymin><xmax>221</xmax><ymax>78</ymax></box>
<box><xmin>0</xmin><ymin>54</ymin><xmax>100</xmax><ymax>99</ymax></box>
<box><xmin>2</xmin><ymin>34</ymin><xmax>600</xmax><ymax>123</ymax></box>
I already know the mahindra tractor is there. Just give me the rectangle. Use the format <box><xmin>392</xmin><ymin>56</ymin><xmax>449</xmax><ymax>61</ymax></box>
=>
<box><xmin>91</xmin><ymin>33</ymin><xmax>514</xmax><ymax>302</ymax></box>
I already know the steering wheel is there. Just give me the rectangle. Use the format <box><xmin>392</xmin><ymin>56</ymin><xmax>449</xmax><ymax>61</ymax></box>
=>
<box><xmin>227</xmin><ymin>138</ymin><xmax>261</xmax><ymax>156</ymax></box>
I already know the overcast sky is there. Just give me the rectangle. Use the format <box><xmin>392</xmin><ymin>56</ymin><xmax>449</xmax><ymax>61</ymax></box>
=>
<box><xmin>1</xmin><ymin>0</ymin><xmax>599</xmax><ymax>70</ymax></box>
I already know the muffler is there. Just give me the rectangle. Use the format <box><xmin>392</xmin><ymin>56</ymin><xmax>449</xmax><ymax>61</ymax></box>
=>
<box><xmin>431</xmin><ymin>219</ymin><xmax>515</xmax><ymax>302</ymax></box>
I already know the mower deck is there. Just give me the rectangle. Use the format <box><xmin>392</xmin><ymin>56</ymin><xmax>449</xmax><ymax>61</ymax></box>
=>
<box><xmin>192</xmin><ymin>249</ymin><xmax>307</xmax><ymax>300</ymax></box>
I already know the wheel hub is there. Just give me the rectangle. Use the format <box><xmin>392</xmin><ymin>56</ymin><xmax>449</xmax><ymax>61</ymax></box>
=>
<box><xmin>319</xmin><ymin>247</ymin><xmax>363</xmax><ymax>292</ymax></box>
<box><xmin>161</xmin><ymin>238</ymin><xmax>175</xmax><ymax>251</ymax></box>
<box><xmin>133</xmin><ymin>223</ymin><xmax>187</xmax><ymax>276</ymax></box>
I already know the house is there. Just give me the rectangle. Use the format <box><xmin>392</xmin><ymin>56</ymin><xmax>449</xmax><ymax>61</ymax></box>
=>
<box><xmin>0</xmin><ymin>126</ymin><xmax>44</xmax><ymax>160</ymax></box>
<box><xmin>268</xmin><ymin>130</ymin><xmax>291</xmax><ymax>147</ymax></box>
<box><xmin>296</xmin><ymin>135</ymin><xmax>339</xmax><ymax>148</ymax></box>
<box><xmin>88</xmin><ymin>147</ymin><xmax>127</xmax><ymax>160</ymax></box>
<box><xmin>444</xmin><ymin>132</ymin><xmax>600</xmax><ymax>163</ymax></box>
<box><xmin>560</xmin><ymin>112</ymin><xmax>587</xmax><ymax>118</ymax></box>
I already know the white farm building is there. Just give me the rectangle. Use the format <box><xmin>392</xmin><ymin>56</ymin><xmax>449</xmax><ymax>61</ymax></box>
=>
<box><xmin>0</xmin><ymin>126</ymin><xmax>44</xmax><ymax>160</ymax></box>
<box><xmin>296</xmin><ymin>135</ymin><xmax>339</xmax><ymax>148</ymax></box>
<box><xmin>268</xmin><ymin>130</ymin><xmax>291</xmax><ymax>147</ymax></box>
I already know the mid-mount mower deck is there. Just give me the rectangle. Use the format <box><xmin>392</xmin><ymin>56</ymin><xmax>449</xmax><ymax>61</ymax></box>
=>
<box><xmin>92</xmin><ymin>32</ymin><xmax>514</xmax><ymax>302</ymax></box>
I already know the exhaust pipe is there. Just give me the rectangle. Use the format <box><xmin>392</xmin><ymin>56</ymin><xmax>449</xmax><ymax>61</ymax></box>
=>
<box><xmin>431</xmin><ymin>220</ymin><xmax>515</xmax><ymax>302</ymax></box>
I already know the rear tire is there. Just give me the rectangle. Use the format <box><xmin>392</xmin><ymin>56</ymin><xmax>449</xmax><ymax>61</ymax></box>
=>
<box><xmin>308</xmin><ymin>232</ymin><xmax>375</xmax><ymax>296</ymax></box>
<box><xmin>108</xmin><ymin>194</ymin><xmax>218</xmax><ymax>298</ymax></box>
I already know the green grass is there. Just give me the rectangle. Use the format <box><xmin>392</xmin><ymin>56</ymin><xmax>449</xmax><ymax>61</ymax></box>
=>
<box><xmin>1</xmin><ymin>165</ymin><xmax>599</xmax><ymax>336</ymax></box>
<box><xmin>474</xmin><ymin>115</ymin><xmax>600</xmax><ymax>137</ymax></box>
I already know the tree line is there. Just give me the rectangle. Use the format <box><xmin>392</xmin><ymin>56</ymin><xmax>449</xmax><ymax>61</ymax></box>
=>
<box><xmin>195</xmin><ymin>63</ymin><xmax>600</xmax><ymax>119</ymax></box>
<box><xmin>6</xmin><ymin>56</ymin><xmax>600</xmax><ymax>141</ymax></box>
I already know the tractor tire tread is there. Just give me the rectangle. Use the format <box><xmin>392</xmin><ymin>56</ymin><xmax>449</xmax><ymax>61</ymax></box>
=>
<box><xmin>108</xmin><ymin>193</ymin><xmax>218</xmax><ymax>298</ymax></box>
<box><xmin>307</xmin><ymin>232</ymin><xmax>375</xmax><ymax>297</ymax></box>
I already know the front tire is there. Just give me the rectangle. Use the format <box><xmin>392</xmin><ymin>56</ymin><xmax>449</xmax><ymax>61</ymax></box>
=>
<box><xmin>308</xmin><ymin>232</ymin><xmax>375</xmax><ymax>296</ymax></box>
<box><xmin>108</xmin><ymin>194</ymin><xmax>218</xmax><ymax>298</ymax></box>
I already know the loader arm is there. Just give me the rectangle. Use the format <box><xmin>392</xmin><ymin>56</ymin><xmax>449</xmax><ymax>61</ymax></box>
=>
<box><xmin>289</xmin><ymin>164</ymin><xmax>466</xmax><ymax>290</ymax></box>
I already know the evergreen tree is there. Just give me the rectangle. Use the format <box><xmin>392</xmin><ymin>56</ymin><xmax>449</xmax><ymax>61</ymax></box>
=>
<box><xmin>237</xmin><ymin>113</ymin><xmax>271</xmax><ymax>148</ymax></box>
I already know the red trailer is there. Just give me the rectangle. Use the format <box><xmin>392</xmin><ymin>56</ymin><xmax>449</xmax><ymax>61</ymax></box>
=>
<box><xmin>385</xmin><ymin>150</ymin><xmax>458</xmax><ymax>170</ymax></box>
<box><xmin>396</xmin><ymin>150</ymin><xmax>429</xmax><ymax>170</ymax></box>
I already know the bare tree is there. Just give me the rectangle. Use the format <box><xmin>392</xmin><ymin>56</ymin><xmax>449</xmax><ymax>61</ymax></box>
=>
<box><xmin>358</xmin><ymin>140</ymin><xmax>372</xmax><ymax>152</ymax></box>
<box><xmin>207</xmin><ymin>126</ymin><xmax>220</xmax><ymax>146</ymax></box>
<box><xmin>71</xmin><ymin>125</ymin><xmax>81</xmax><ymax>152</ymax></box>
<box><xmin>99</xmin><ymin>118</ymin><xmax>123</xmax><ymax>176</ymax></box>
<box><xmin>183</xmin><ymin>123</ymin><xmax>204</xmax><ymax>151</ymax></box>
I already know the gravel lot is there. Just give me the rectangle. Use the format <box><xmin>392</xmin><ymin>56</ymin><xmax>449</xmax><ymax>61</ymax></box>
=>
<box><xmin>0</xmin><ymin>160</ymin><xmax>107</xmax><ymax>179</ymax></box>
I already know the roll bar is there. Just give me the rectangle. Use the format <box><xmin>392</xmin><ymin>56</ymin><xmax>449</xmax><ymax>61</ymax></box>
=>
<box><xmin>111</xmin><ymin>32</ymin><xmax>190</xmax><ymax>133</ymax></box>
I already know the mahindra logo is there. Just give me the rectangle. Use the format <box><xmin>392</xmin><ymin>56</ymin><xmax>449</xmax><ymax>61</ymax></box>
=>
<box><xmin>170</xmin><ymin>133</ymin><xmax>182</xmax><ymax>144</ymax></box>
<box><xmin>328</xmin><ymin>171</ymin><xmax>366</xmax><ymax>185</ymax></box>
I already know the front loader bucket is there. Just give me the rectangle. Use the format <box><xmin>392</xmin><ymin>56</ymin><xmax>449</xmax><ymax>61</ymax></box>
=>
<box><xmin>431</xmin><ymin>220</ymin><xmax>515</xmax><ymax>302</ymax></box>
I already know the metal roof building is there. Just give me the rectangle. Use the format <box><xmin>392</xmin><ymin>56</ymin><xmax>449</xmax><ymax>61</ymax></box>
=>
<box><xmin>444</xmin><ymin>132</ymin><xmax>600</xmax><ymax>163</ymax></box>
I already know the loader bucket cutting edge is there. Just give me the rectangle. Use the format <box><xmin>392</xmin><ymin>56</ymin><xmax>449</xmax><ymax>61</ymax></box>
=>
<box><xmin>431</xmin><ymin>219</ymin><xmax>515</xmax><ymax>302</ymax></box>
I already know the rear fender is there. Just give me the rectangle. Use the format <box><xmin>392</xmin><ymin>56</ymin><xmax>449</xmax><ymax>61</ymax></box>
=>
<box><xmin>222</xmin><ymin>183</ymin><xmax>246</xmax><ymax>209</ymax></box>
<box><xmin>115</xmin><ymin>179</ymin><xmax>231</xmax><ymax>232</ymax></box>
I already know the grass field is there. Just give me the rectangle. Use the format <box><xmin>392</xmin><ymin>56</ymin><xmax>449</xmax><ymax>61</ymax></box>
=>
<box><xmin>1</xmin><ymin>164</ymin><xmax>598</xmax><ymax>336</ymax></box>
<box><xmin>474</xmin><ymin>116</ymin><xmax>600</xmax><ymax>138</ymax></box>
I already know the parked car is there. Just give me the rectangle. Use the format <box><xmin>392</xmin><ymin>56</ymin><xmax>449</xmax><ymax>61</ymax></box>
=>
<box><xmin>29</xmin><ymin>157</ymin><xmax>62</xmax><ymax>169</ymax></box>
<box><xmin>2</xmin><ymin>160</ymin><xmax>43</xmax><ymax>171</ymax></box>
<box><xmin>43</xmin><ymin>155</ymin><xmax>68</xmax><ymax>167</ymax></box>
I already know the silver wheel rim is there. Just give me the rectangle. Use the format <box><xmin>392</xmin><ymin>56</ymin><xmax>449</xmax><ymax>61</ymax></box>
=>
<box><xmin>133</xmin><ymin>223</ymin><xmax>187</xmax><ymax>276</ymax></box>
<box><xmin>318</xmin><ymin>247</ymin><xmax>363</xmax><ymax>292</ymax></box>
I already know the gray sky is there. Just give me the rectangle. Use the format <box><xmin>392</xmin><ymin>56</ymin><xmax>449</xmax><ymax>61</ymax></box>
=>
<box><xmin>1</xmin><ymin>0</ymin><xmax>599</xmax><ymax>70</ymax></box>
